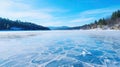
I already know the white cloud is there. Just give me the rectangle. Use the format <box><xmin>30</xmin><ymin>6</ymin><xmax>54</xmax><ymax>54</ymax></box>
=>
<box><xmin>0</xmin><ymin>0</ymin><xmax>31</xmax><ymax>11</ymax></box>
<box><xmin>0</xmin><ymin>0</ymin><xmax>67</xmax><ymax>25</ymax></box>
<box><xmin>80</xmin><ymin>9</ymin><xmax>113</xmax><ymax>15</ymax></box>
<box><xmin>70</xmin><ymin>18</ymin><xmax>94</xmax><ymax>23</ymax></box>
<box><xmin>79</xmin><ymin>7</ymin><xmax>120</xmax><ymax>18</ymax></box>
<box><xmin>0</xmin><ymin>0</ymin><xmax>53</xmax><ymax>19</ymax></box>
<box><xmin>2</xmin><ymin>11</ymin><xmax>53</xmax><ymax>20</ymax></box>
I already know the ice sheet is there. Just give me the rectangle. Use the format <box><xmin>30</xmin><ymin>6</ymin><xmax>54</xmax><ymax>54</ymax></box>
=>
<box><xmin>0</xmin><ymin>30</ymin><xmax>120</xmax><ymax>67</ymax></box>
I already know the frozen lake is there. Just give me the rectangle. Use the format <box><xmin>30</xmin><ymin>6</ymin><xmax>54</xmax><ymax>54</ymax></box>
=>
<box><xmin>0</xmin><ymin>30</ymin><xmax>120</xmax><ymax>67</ymax></box>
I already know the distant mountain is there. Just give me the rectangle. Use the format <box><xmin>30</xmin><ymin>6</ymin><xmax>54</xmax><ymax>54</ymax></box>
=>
<box><xmin>79</xmin><ymin>10</ymin><xmax>120</xmax><ymax>30</ymax></box>
<box><xmin>49</xmin><ymin>26</ymin><xmax>83</xmax><ymax>30</ymax></box>
<box><xmin>49</xmin><ymin>26</ymin><xmax>71</xmax><ymax>30</ymax></box>
<box><xmin>0</xmin><ymin>17</ymin><xmax>50</xmax><ymax>30</ymax></box>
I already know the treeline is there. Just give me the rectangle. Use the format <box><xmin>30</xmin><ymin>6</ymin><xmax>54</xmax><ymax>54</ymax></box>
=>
<box><xmin>80</xmin><ymin>10</ymin><xmax>120</xmax><ymax>30</ymax></box>
<box><xmin>0</xmin><ymin>18</ymin><xmax>50</xmax><ymax>30</ymax></box>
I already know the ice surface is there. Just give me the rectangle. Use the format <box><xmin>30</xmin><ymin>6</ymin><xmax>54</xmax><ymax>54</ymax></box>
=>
<box><xmin>0</xmin><ymin>30</ymin><xmax>120</xmax><ymax>67</ymax></box>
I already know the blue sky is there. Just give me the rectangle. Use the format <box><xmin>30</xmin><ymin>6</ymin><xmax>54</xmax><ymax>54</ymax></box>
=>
<box><xmin>0</xmin><ymin>0</ymin><xmax>120</xmax><ymax>27</ymax></box>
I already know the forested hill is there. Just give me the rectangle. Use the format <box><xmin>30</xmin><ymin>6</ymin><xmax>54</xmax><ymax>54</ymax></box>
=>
<box><xmin>0</xmin><ymin>18</ymin><xmax>50</xmax><ymax>30</ymax></box>
<box><xmin>79</xmin><ymin>10</ymin><xmax>120</xmax><ymax>30</ymax></box>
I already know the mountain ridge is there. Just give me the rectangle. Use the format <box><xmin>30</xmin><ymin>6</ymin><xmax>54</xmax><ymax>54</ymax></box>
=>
<box><xmin>0</xmin><ymin>17</ymin><xmax>50</xmax><ymax>30</ymax></box>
